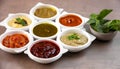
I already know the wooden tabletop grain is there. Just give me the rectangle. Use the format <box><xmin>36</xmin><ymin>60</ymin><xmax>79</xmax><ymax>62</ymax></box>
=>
<box><xmin>0</xmin><ymin>0</ymin><xmax>120</xmax><ymax>69</ymax></box>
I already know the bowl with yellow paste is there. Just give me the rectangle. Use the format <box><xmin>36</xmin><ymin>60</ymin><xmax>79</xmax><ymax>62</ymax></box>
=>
<box><xmin>29</xmin><ymin>3</ymin><xmax>60</xmax><ymax>21</ymax></box>
<box><xmin>57</xmin><ymin>28</ymin><xmax>96</xmax><ymax>52</ymax></box>
<box><xmin>0</xmin><ymin>13</ymin><xmax>34</xmax><ymax>30</ymax></box>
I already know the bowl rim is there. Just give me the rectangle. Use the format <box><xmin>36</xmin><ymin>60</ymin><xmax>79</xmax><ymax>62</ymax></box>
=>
<box><xmin>89</xmin><ymin>25</ymin><xmax>118</xmax><ymax>35</ymax></box>
<box><xmin>2</xmin><ymin>13</ymin><xmax>35</xmax><ymax>30</ymax></box>
<box><xmin>27</xmin><ymin>39</ymin><xmax>64</xmax><ymax>60</ymax></box>
<box><xmin>89</xmin><ymin>25</ymin><xmax>117</xmax><ymax>40</ymax></box>
<box><xmin>29</xmin><ymin>3</ymin><xmax>60</xmax><ymax>20</ymax></box>
<box><xmin>56</xmin><ymin>13</ymin><xmax>86</xmax><ymax>29</ymax></box>
<box><xmin>57</xmin><ymin>28</ymin><xmax>92</xmax><ymax>49</ymax></box>
<box><xmin>0</xmin><ymin>30</ymin><xmax>33</xmax><ymax>53</ymax></box>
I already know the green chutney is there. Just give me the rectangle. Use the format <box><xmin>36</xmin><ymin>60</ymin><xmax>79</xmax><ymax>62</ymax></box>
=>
<box><xmin>33</xmin><ymin>23</ymin><xmax>57</xmax><ymax>37</ymax></box>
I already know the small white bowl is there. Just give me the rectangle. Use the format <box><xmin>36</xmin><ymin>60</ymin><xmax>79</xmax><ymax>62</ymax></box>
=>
<box><xmin>0</xmin><ymin>30</ymin><xmax>33</xmax><ymax>54</ymax></box>
<box><xmin>0</xmin><ymin>13</ymin><xmax>35</xmax><ymax>31</ymax></box>
<box><xmin>24</xmin><ymin>39</ymin><xmax>68</xmax><ymax>64</ymax></box>
<box><xmin>57</xmin><ymin>28</ymin><xmax>96</xmax><ymax>52</ymax></box>
<box><xmin>30</xmin><ymin>2</ymin><xmax>60</xmax><ymax>21</ymax></box>
<box><xmin>29</xmin><ymin>20</ymin><xmax>61</xmax><ymax>39</ymax></box>
<box><xmin>56</xmin><ymin>12</ymin><xmax>86</xmax><ymax>30</ymax></box>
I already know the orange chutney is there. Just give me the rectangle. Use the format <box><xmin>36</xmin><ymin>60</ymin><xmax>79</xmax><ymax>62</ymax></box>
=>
<box><xmin>2</xmin><ymin>34</ymin><xmax>29</xmax><ymax>48</ymax></box>
<box><xmin>59</xmin><ymin>14</ymin><xmax>82</xmax><ymax>27</ymax></box>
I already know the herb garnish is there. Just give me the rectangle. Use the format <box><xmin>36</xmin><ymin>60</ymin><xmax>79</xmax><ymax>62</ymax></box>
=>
<box><xmin>87</xmin><ymin>9</ymin><xmax>120</xmax><ymax>33</ymax></box>
<box><xmin>68</xmin><ymin>33</ymin><xmax>80</xmax><ymax>40</ymax></box>
<box><xmin>15</xmin><ymin>18</ymin><xmax>28</xmax><ymax>26</ymax></box>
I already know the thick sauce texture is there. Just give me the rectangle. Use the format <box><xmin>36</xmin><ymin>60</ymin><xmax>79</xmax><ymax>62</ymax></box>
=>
<box><xmin>30</xmin><ymin>40</ymin><xmax>60</xmax><ymax>58</ymax></box>
<box><xmin>60</xmin><ymin>32</ymin><xmax>88</xmax><ymax>46</ymax></box>
<box><xmin>2</xmin><ymin>34</ymin><xmax>29</xmax><ymax>48</ymax></box>
<box><xmin>34</xmin><ymin>7</ymin><xmax>57</xmax><ymax>18</ymax></box>
<box><xmin>33</xmin><ymin>23</ymin><xmax>57</xmax><ymax>37</ymax></box>
<box><xmin>8</xmin><ymin>16</ymin><xmax>31</xmax><ymax>28</ymax></box>
<box><xmin>59</xmin><ymin>14</ymin><xmax>82</xmax><ymax>26</ymax></box>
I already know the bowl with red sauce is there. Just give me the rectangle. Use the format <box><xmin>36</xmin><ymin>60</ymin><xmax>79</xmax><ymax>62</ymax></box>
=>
<box><xmin>24</xmin><ymin>39</ymin><xmax>68</xmax><ymax>64</ymax></box>
<box><xmin>56</xmin><ymin>12</ymin><xmax>86</xmax><ymax>30</ymax></box>
<box><xmin>0</xmin><ymin>30</ymin><xmax>33</xmax><ymax>54</ymax></box>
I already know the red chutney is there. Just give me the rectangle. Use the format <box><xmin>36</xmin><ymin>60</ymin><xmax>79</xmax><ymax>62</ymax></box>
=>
<box><xmin>2</xmin><ymin>34</ymin><xmax>29</xmax><ymax>48</ymax></box>
<box><xmin>59</xmin><ymin>14</ymin><xmax>82</xmax><ymax>27</ymax></box>
<box><xmin>30</xmin><ymin>40</ymin><xmax>60</xmax><ymax>58</ymax></box>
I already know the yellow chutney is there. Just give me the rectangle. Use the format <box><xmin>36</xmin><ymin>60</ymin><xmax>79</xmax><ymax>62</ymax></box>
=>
<box><xmin>8</xmin><ymin>16</ymin><xmax>32</xmax><ymax>28</ymax></box>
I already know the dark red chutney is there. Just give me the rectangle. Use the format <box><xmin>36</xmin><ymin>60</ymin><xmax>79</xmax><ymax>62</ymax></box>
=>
<box><xmin>30</xmin><ymin>40</ymin><xmax>60</xmax><ymax>58</ymax></box>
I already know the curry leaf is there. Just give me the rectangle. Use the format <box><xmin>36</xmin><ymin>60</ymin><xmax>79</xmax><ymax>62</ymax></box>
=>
<box><xmin>97</xmin><ymin>9</ymin><xmax>112</xmax><ymax>20</ymax></box>
<box><xmin>15</xmin><ymin>18</ymin><xmax>28</xmax><ymax>26</ymax></box>
<box><xmin>68</xmin><ymin>33</ymin><xmax>80</xmax><ymax>40</ymax></box>
<box><xmin>103</xmin><ymin>20</ymin><xmax>120</xmax><ymax>32</ymax></box>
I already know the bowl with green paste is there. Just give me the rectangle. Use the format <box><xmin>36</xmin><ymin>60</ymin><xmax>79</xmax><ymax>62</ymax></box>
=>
<box><xmin>30</xmin><ymin>3</ymin><xmax>60</xmax><ymax>21</ymax></box>
<box><xmin>57</xmin><ymin>28</ymin><xmax>96</xmax><ymax>52</ymax></box>
<box><xmin>29</xmin><ymin>20</ymin><xmax>61</xmax><ymax>39</ymax></box>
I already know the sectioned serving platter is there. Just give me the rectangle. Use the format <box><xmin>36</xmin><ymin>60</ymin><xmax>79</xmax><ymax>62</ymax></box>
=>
<box><xmin>0</xmin><ymin>2</ymin><xmax>95</xmax><ymax>64</ymax></box>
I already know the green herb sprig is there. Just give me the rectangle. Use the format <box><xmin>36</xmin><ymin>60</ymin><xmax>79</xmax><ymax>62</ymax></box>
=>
<box><xmin>15</xmin><ymin>18</ymin><xmax>28</xmax><ymax>26</ymax></box>
<box><xmin>68</xmin><ymin>33</ymin><xmax>80</xmax><ymax>40</ymax></box>
<box><xmin>87</xmin><ymin>9</ymin><xmax>120</xmax><ymax>33</ymax></box>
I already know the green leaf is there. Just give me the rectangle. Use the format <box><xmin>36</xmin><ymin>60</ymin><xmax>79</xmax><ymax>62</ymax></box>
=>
<box><xmin>90</xmin><ymin>13</ymin><xmax>98</xmax><ymax>19</ymax></box>
<box><xmin>87</xmin><ymin>9</ymin><xmax>120</xmax><ymax>33</ymax></box>
<box><xmin>68</xmin><ymin>33</ymin><xmax>80</xmax><ymax>40</ymax></box>
<box><xmin>15</xmin><ymin>18</ymin><xmax>28</xmax><ymax>26</ymax></box>
<box><xmin>97</xmin><ymin>9</ymin><xmax>112</xmax><ymax>20</ymax></box>
<box><xmin>104</xmin><ymin>20</ymin><xmax>120</xmax><ymax>32</ymax></box>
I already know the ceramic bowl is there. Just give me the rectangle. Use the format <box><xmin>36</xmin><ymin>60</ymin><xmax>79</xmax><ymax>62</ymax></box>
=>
<box><xmin>29</xmin><ymin>2</ymin><xmax>60</xmax><ymax>21</ymax></box>
<box><xmin>0</xmin><ymin>30</ymin><xmax>33</xmax><ymax>54</ymax></box>
<box><xmin>24</xmin><ymin>39</ymin><xmax>68</xmax><ymax>64</ymax></box>
<box><xmin>57</xmin><ymin>28</ymin><xmax>96</xmax><ymax>52</ymax></box>
<box><xmin>89</xmin><ymin>26</ymin><xmax>117</xmax><ymax>41</ymax></box>
<box><xmin>56</xmin><ymin>12</ymin><xmax>86</xmax><ymax>30</ymax></box>
<box><xmin>29</xmin><ymin>20</ymin><xmax>61</xmax><ymax>39</ymax></box>
<box><xmin>0</xmin><ymin>13</ymin><xmax>35</xmax><ymax>31</ymax></box>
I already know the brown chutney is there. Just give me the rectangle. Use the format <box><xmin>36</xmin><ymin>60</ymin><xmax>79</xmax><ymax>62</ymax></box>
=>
<box><xmin>30</xmin><ymin>40</ymin><xmax>60</xmax><ymax>58</ymax></box>
<box><xmin>34</xmin><ymin>7</ymin><xmax>57</xmax><ymax>18</ymax></box>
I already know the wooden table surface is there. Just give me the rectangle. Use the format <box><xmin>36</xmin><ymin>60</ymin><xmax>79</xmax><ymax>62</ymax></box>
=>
<box><xmin>0</xmin><ymin>0</ymin><xmax>120</xmax><ymax>69</ymax></box>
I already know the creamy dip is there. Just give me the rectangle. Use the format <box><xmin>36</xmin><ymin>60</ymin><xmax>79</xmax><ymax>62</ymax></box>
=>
<box><xmin>8</xmin><ymin>15</ymin><xmax>32</xmax><ymax>28</ymax></box>
<box><xmin>60</xmin><ymin>32</ymin><xmax>88</xmax><ymax>46</ymax></box>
